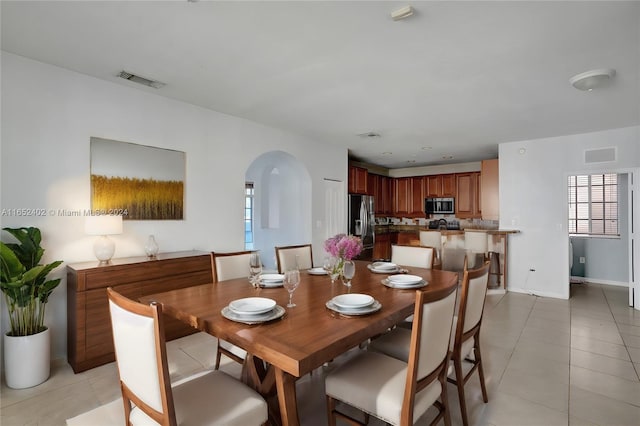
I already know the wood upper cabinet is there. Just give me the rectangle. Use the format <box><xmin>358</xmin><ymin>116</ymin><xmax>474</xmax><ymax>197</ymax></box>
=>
<box><xmin>348</xmin><ymin>165</ymin><xmax>368</xmax><ymax>194</ymax></box>
<box><xmin>370</xmin><ymin>174</ymin><xmax>393</xmax><ymax>215</ymax></box>
<box><xmin>425</xmin><ymin>174</ymin><xmax>456</xmax><ymax>197</ymax></box>
<box><xmin>455</xmin><ymin>172</ymin><xmax>481</xmax><ymax>218</ymax></box>
<box><xmin>481</xmin><ymin>159</ymin><xmax>499</xmax><ymax>220</ymax></box>
<box><xmin>394</xmin><ymin>177</ymin><xmax>425</xmax><ymax>217</ymax></box>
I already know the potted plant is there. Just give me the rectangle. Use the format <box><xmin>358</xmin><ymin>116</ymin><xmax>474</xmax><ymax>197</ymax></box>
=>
<box><xmin>1</xmin><ymin>227</ymin><xmax>62</xmax><ymax>388</ymax></box>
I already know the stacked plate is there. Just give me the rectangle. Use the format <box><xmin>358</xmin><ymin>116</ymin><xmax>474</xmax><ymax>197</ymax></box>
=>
<box><xmin>307</xmin><ymin>267</ymin><xmax>327</xmax><ymax>275</ymax></box>
<box><xmin>326</xmin><ymin>293</ymin><xmax>382</xmax><ymax>316</ymax></box>
<box><xmin>222</xmin><ymin>297</ymin><xmax>285</xmax><ymax>324</ymax></box>
<box><xmin>258</xmin><ymin>274</ymin><xmax>285</xmax><ymax>287</ymax></box>
<box><xmin>382</xmin><ymin>274</ymin><xmax>428</xmax><ymax>289</ymax></box>
<box><xmin>367</xmin><ymin>262</ymin><xmax>399</xmax><ymax>274</ymax></box>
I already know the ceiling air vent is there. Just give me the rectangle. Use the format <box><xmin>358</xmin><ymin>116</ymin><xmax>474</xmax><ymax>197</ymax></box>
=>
<box><xmin>118</xmin><ymin>71</ymin><xmax>166</xmax><ymax>89</ymax></box>
<box><xmin>584</xmin><ymin>147</ymin><xmax>616</xmax><ymax>164</ymax></box>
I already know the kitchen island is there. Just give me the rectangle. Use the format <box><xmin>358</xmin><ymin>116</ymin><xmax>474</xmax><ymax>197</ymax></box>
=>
<box><xmin>374</xmin><ymin>225</ymin><xmax>519</xmax><ymax>291</ymax></box>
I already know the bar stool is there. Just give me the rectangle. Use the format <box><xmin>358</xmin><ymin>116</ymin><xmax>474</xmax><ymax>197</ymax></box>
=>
<box><xmin>464</xmin><ymin>230</ymin><xmax>487</xmax><ymax>269</ymax></box>
<box><xmin>419</xmin><ymin>230</ymin><xmax>442</xmax><ymax>262</ymax></box>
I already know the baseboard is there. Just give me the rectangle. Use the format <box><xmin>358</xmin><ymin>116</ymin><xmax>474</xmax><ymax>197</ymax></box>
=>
<box><xmin>576</xmin><ymin>277</ymin><xmax>629</xmax><ymax>287</ymax></box>
<box><xmin>486</xmin><ymin>288</ymin><xmax>506</xmax><ymax>296</ymax></box>
<box><xmin>507</xmin><ymin>286</ymin><xmax>568</xmax><ymax>300</ymax></box>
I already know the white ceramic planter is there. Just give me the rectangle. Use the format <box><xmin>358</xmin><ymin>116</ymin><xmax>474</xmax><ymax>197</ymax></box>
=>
<box><xmin>4</xmin><ymin>327</ymin><xmax>51</xmax><ymax>389</ymax></box>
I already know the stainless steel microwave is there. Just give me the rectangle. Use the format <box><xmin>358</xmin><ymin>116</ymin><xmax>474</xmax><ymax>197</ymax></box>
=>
<box><xmin>425</xmin><ymin>197</ymin><xmax>455</xmax><ymax>214</ymax></box>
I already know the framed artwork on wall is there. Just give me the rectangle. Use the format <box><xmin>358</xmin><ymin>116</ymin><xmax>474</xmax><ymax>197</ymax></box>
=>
<box><xmin>90</xmin><ymin>137</ymin><xmax>185</xmax><ymax>220</ymax></box>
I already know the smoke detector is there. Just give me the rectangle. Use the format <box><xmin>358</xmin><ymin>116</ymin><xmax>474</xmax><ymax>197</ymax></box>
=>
<box><xmin>118</xmin><ymin>71</ymin><xmax>166</xmax><ymax>89</ymax></box>
<box><xmin>391</xmin><ymin>5</ymin><xmax>414</xmax><ymax>21</ymax></box>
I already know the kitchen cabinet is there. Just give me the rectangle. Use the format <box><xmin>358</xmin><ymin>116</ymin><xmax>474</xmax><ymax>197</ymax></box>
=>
<box><xmin>348</xmin><ymin>165</ymin><xmax>368</xmax><ymax>194</ymax></box>
<box><xmin>396</xmin><ymin>232</ymin><xmax>420</xmax><ymax>246</ymax></box>
<box><xmin>394</xmin><ymin>177</ymin><xmax>425</xmax><ymax>217</ymax></box>
<box><xmin>425</xmin><ymin>174</ymin><xmax>456</xmax><ymax>197</ymax></box>
<box><xmin>67</xmin><ymin>251</ymin><xmax>213</xmax><ymax>373</ymax></box>
<box><xmin>370</xmin><ymin>174</ymin><xmax>393</xmax><ymax>215</ymax></box>
<box><xmin>373</xmin><ymin>232</ymin><xmax>391</xmax><ymax>260</ymax></box>
<box><xmin>455</xmin><ymin>172</ymin><xmax>481</xmax><ymax>218</ymax></box>
<box><xmin>481</xmin><ymin>159</ymin><xmax>499</xmax><ymax>220</ymax></box>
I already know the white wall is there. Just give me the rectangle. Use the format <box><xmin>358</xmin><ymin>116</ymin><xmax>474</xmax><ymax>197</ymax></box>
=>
<box><xmin>500</xmin><ymin>126</ymin><xmax>639</xmax><ymax>299</ymax></box>
<box><xmin>0</xmin><ymin>52</ymin><xmax>347</xmax><ymax>360</ymax></box>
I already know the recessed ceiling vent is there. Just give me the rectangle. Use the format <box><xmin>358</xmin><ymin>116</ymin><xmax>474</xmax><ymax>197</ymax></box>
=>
<box><xmin>584</xmin><ymin>147</ymin><xmax>616</xmax><ymax>164</ymax></box>
<box><xmin>118</xmin><ymin>71</ymin><xmax>166</xmax><ymax>89</ymax></box>
<box><xmin>357</xmin><ymin>132</ymin><xmax>381</xmax><ymax>139</ymax></box>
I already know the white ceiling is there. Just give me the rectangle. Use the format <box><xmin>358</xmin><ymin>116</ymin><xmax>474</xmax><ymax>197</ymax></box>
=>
<box><xmin>2</xmin><ymin>1</ymin><xmax>639</xmax><ymax>169</ymax></box>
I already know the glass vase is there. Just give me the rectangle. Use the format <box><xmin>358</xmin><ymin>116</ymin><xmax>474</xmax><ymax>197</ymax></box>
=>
<box><xmin>330</xmin><ymin>257</ymin><xmax>345</xmax><ymax>284</ymax></box>
<box><xmin>145</xmin><ymin>235</ymin><xmax>159</xmax><ymax>259</ymax></box>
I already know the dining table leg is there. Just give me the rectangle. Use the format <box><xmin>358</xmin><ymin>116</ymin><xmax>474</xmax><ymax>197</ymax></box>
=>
<box><xmin>274</xmin><ymin>367</ymin><xmax>300</xmax><ymax>426</ymax></box>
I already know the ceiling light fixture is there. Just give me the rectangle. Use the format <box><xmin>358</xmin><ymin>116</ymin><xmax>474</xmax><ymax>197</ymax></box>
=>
<box><xmin>118</xmin><ymin>71</ymin><xmax>166</xmax><ymax>89</ymax></box>
<box><xmin>569</xmin><ymin>68</ymin><xmax>616</xmax><ymax>91</ymax></box>
<box><xmin>391</xmin><ymin>5</ymin><xmax>414</xmax><ymax>21</ymax></box>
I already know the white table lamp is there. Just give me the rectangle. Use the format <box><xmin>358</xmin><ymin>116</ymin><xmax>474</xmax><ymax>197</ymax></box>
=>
<box><xmin>85</xmin><ymin>215</ymin><xmax>123</xmax><ymax>265</ymax></box>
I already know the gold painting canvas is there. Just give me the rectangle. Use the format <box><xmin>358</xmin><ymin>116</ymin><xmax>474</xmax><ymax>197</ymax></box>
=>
<box><xmin>90</xmin><ymin>137</ymin><xmax>185</xmax><ymax>220</ymax></box>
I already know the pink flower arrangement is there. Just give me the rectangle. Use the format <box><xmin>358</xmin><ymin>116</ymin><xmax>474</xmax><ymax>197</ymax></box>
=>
<box><xmin>324</xmin><ymin>234</ymin><xmax>363</xmax><ymax>261</ymax></box>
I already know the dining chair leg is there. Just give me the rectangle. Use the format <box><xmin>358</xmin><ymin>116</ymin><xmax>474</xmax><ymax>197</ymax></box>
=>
<box><xmin>441</xmin><ymin>375</ymin><xmax>452</xmax><ymax>426</ymax></box>
<box><xmin>326</xmin><ymin>395</ymin><xmax>337</xmax><ymax>426</ymax></box>
<box><xmin>474</xmin><ymin>341</ymin><xmax>489</xmax><ymax>403</ymax></box>
<box><xmin>214</xmin><ymin>343</ymin><xmax>222</xmax><ymax>370</ymax></box>
<box><xmin>453</xmin><ymin>357</ymin><xmax>470</xmax><ymax>426</ymax></box>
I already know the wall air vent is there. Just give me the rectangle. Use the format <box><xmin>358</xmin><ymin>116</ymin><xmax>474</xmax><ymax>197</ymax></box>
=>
<box><xmin>584</xmin><ymin>147</ymin><xmax>616</xmax><ymax>164</ymax></box>
<box><xmin>118</xmin><ymin>71</ymin><xmax>166</xmax><ymax>89</ymax></box>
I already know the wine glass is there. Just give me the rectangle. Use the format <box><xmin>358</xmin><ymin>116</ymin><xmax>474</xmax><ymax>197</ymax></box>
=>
<box><xmin>283</xmin><ymin>269</ymin><xmax>301</xmax><ymax>307</ymax></box>
<box><xmin>249</xmin><ymin>252</ymin><xmax>262</xmax><ymax>288</ymax></box>
<box><xmin>342</xmin><ymin>260</ymin><xmax>356</xmax><ymax>287</ymax></box>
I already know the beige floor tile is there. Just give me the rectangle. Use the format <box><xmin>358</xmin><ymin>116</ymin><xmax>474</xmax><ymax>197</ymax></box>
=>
<box><xmin>529</xmin><ymin>308</ymin><xmax>571</xmax><ymax>324</ymax></box>
<box><xmin>498</xmin><ymin>367</ymin><xmax>569</xmax><ymax>412</ymax></box>
<box><xmin>513</xmin><ymin>339</ymin><xmax>570</xmax><ymax>364</ymax></box>
<box><xmin>571</xmin><ymin>315</ymin><xmax>617</xmax><ymax>330</ymax></box>
<box><xmin>570</xmin><ymin>335</ymin><xmax>630</xmax><ymax>361</ymax></box>
<box><xmin>571</xmin><ymin>323</ymin><xmax>624</xmax><ymax>345</ymax></box>
<box><xmin>613</xmin><ymin>312</ymin><xmax>640</xmax><ymax>327</ymax></box>
<box><xmin>520</xmin><ymin>324</ymin><xmax>571</xmax><ymax>347</ymax></box>
<box><xmin>570</xmin><ymin>365</ymin><xmax>640</xmax><ymax>407</ymax></box>
<box><xmin>505</xmin><ymin>351</ymin><xmax>570</xmax><ymax>385</ymax></box>
<box><xmin>570</xmin><ymin>307</ymin><xmax>615</xmax><ymax>322</ymax></box>
<box><xmin>482</xmin><ymin>390</ymin><xmax>568</xmax><ymax>426</ymax></box>
<box><xmin>481</xmin><ymin>327</ymin><xmax>522</xmax><ymax>351</ymax></box>
<box><xmin>621</xmin><ymin>332</ymin><xmax>640</xmax><ymax>349</ymax></box>
<box><xmin>569</xmin><ymin>386</ymin><xmax>640</xmax><ymax>426</ymax></box>
<box><xmin>569</xmin><ymin>416</ymin><xmax>600</xmax><ymax>426</ymax></box>
<box><xmin>617</xmin><ymin>323</ymin><xmax>640</xmax><ymax>337</ymax></box>
<box><xmin>570</xmin><ymin>348</ymin><xmax>639</xmax><ymax>381</ymax></box>
<box><xmin>628</xmin><ymin>347</ymin><xmax>640</xmax><ymax>363</ymax></box>
<box><xmin>525</xmin><ymin>316</ymin><xmax>571</xmax><ymax>334</ymax></box>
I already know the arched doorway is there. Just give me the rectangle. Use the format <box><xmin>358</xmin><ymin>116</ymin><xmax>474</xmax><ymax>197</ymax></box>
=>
<box><xmin>245</xmin><ymin>151</ymin><xmax>312</xmax><ymax>271</ymax></box>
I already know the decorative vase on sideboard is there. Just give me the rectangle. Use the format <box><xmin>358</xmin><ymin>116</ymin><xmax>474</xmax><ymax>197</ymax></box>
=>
<box><xmin>4</xmin><ymin>327</ymin><xmax>51</xmax><ymax>389</ymax></box>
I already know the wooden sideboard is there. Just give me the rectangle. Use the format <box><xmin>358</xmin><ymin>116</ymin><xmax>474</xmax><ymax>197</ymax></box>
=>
<box><xmin>67</xmin><ymin>251</ymin><xmax>213</xmax><ymax>373</ymax></box>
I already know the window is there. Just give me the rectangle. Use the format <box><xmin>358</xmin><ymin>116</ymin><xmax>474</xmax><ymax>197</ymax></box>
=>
<box><xmin>244</xmin><ymin>182</ymin><xmax>254</xmax><ymax>249</ymax></box>
<box><xmin>568</xmin><ymin>173</ymin><xmax>618</xmax><ymax>236</ymax></box>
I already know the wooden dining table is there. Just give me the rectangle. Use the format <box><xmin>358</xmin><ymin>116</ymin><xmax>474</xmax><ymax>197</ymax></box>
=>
<box><xmin>140</xmin><ymin>260</ymin><xmax>459</xmax><ymax>426</ymax></box>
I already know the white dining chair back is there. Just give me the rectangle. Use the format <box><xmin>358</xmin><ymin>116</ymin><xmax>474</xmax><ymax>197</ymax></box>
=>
<box><xmin>211</xmin><ymin>251</ymin><xmax>252</xmax><ymax>369</ymax></box>
<box><xmin>325</xmin><ymin>284</ymin><xmax>458</xmax><ymax>426</ymax></box>
<box><xmin>391</xmin><ymin>244</ymin><xmax>434</xmax><ymax>269</ymax></box>
<box><xmin>275</xmin><ymin>244</ymin><xmax>312</xmax><ymax>273</ymax></box>
<box><xmin>419</xmin><ymin>231</ymin><xmax>442</xmax><ymax>260</ymax></box>
<box><xmin>107</xmin><ymin>288</ymin><xmax>268</xmax><ymax>426</ymax></box>
<box><xmin>213</xmin><ymin>250</ymin><xmax>254</xmax><ymax>282</ymax></box>
<box><xmin>464</xmin><ymin>231</ymin><xmax>488</xmax><ymax>269</ymax></box>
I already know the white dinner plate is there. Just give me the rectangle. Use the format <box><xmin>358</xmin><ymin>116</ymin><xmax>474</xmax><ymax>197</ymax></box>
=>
<box><xmin>381</xmin><ymin>278</ymin><xmax>428</xmax><ymax>289</ymax></box>
<box><xmin>259</xmin><ymin>274</ymin><xmax>285</xmax><ymax>283</ymax></box>
<box><xmin>307</xmin><ymin>267</ymin><xmax>327</xmax><ymax>275</ymax></box>
<box><xmin>367</xmin><ymin>263</ymin><xmax>400</xmax><ymax>274</ymax></box>
<box><xmin>326</xmin><ymin>300</ymin><xmax>382</xmax><ymax>316</ymax></box>
<box><xmin>222</xmin><ymin>305</ymin><xmax>285</xmax><ymax>324</ymax></box>
<box><xmin>388</xmin><ymin>274</ymin><xmax>423</xmax><ymax>285</ymax></box>
<box><xmin>228</xmin><ymin>297</ymin><xmax>276</xmax><ymax>315</ymax></box>
<box><xmin>331</xmin><ymin>293</ymin><xmax>374</xmax><ymax>309</ymax></box>
<box><xmin>370</xmin><ymin>262</ymin><xmax>397</xmax><ymax>270</ymax></box>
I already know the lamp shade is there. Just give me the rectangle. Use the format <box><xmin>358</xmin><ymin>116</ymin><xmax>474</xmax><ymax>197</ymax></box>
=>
<box><xmin>85</xmin><ymin>215</ymin><xmax>123</xmax><ymax>236</ymax></box>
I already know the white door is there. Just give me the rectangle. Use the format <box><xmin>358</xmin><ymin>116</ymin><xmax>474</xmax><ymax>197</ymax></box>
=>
<box><xmin>630</xmin><ymin>169</ymin><xmax>639</xmax><ymax>309</ymax></box>
<box><xmin>324</xmin><ymin>179</ymin><xmax>345</xmax><ymax>239</ymax></box>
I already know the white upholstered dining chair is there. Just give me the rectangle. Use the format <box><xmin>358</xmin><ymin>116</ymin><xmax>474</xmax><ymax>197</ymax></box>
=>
<box><xmin>368</xmin><ymin>262</ymin><xmax>491</xmax><ymax>426</ymax></box>
<box><xmin>325</xmin><ymin>283</ymin><xmax>458</xmax><ymax>426</ymax></box>
<box><xmin>419</xmin><ymin>230</ymin><xmax>443</xmax><ymax>261</ymax></box>
<box><xmin>107</xmin><ymin>287</ymin><xmax>268</xmax><ymax>426</ymax></box>
<box><xmin>391</xmin><ymin>244</ymin><xmax>434</xmax><ymax>269</ymax></box>
<box><xmin>211</xmin><ymin>251</ymin><xmax>252</xmax><ymax>370</ymax></box>
<box><xmin>275</xmin><ymin>243</ymin><xmax>313</xmax><ymax>273</ymax></box>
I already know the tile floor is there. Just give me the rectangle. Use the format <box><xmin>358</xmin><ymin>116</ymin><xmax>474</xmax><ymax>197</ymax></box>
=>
<box><xmin>1</xmin><ymin>282</ymin><xmax>639</xmax><ymax>426</ymax></box>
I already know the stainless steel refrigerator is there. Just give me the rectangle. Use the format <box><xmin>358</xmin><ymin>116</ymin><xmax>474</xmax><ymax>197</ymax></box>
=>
<box><xmin>348</xmin><ymin>194</ymin><xmax>375</xmax><ymax>261</ymax></box>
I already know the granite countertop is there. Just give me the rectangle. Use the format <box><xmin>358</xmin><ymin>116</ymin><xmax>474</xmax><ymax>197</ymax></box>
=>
<box><xmin>375</xmin><ymin>224</ymin><xmax>519</xmax><ymax>235</ymax></box>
